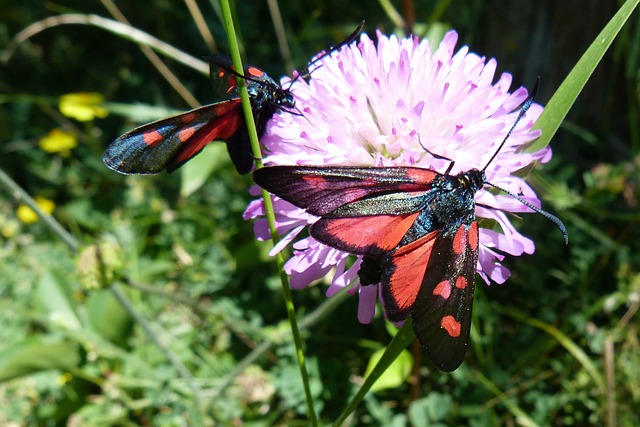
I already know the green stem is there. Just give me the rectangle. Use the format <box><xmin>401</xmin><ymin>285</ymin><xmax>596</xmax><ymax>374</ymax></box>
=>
<box><xmin>0</xmin><ymin>167</ymin><xmax>79</xmax><ymax>251</ymax></box>
<box><xmin>217</xmin><ymin>1</ymin><xmax>318</xmax><ymax>425</ymax></box>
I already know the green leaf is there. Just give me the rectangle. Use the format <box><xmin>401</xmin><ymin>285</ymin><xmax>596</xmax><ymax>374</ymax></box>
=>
<box><xmin>365</xmin><ymin>347</ymin><xmax>413</xmax><ymax>392</ymax></box>
<box><xmin>333</xmin><ymin>322</ymin><xmax>415</xmax><ymax>426</ymax></box>
<box><xmin>0</xmin><ymin>336</ymin><xmax>80</xmax><ymax>382</ymax></box>
<box><xmin>86</xmin><ymin>289</ymin><xmax>133</xmax><ymax>347</ymax></box>
<box><xmin>530</xmin><ymin>0</ymin><xmax>640</xmax><ymax>152</ymax></box>
<box><xmin>408</xmin><ymin>393</ymin><xmax>454</xmax><ymax>425</ymax></box>
<box><xmin>180</xmin><ymin>143</ymin><xmax>229</xmax><ymax>197</ymax></box>
<box><xmin>36</xmin><ymin>270</ymin><xmax>81</xmax><ymax>330</ymax></box>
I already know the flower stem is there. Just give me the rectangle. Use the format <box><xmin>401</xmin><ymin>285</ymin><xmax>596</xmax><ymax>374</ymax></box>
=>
<box><xmin>217</xmin><ymin>1</ymin><xmax>318</xmax><ymax>424</ymax></box>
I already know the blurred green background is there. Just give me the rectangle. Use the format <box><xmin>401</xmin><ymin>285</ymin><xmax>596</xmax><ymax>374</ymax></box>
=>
<box><xmin>0</xmin><ymin>0</ymin><xmax>638</xmax><ymax>425</ymax></box>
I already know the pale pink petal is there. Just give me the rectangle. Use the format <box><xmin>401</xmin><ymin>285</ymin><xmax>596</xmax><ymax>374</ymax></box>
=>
<box><xmin>357</xmin><ymin>285</ymin><xmax>378</xmax><ymax>324</ymax></box>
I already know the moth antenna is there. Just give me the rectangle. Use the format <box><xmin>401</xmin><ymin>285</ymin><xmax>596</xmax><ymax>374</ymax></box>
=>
<box><xmin>482</xmin><ymin>77</ymin><xmax>540</xmax><ymax>172</ymax></box>
<box><xmin>485</xmin><ymin>181</ymin><xmax>568</xmax><ymax>244</ymax></box>
<box><xmin>288</xmin><ymin>20</ymin><xmax>365</xmax><ymax>88</ymax></box>
<box><xmin>479</xmin><ymin>78</ymin><xmax>566</xmax><ymax>242</ymax></box>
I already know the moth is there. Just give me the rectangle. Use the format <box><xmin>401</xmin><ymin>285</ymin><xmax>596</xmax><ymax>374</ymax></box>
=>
<box><xmin>103</xmin><ymin>22</ymin><xmax>364</xmax><ymax>175</ymax></box>
<box><xmin>252</xmin><ymin>80</ymin><xmax>568</xmax><ymax>371</ymax></box>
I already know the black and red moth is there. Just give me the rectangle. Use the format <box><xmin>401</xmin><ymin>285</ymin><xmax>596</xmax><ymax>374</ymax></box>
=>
<box><xmin>103</xmin><ymin>55</ymin><xmax>292</xmax><ymax>175</ymax></box>
<box><xmin>103</xmin><ymin>22</ymin><xmax>364</xmax><ymax>175</ymax></box>
<box><xmin>252</xmin><ymin>82</ymin><xmax>568</xmax><ymax>371</ymax></box>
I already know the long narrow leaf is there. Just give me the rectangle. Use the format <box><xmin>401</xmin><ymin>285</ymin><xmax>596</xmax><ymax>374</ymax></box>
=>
<box><xmin>333</xmin><ymin>322</ymin><xmax>415</xmax><ymax>427</ymax></box>
<box><xmin>529</xmin><ymin>0</ymin><xmax>640</xmax><ymax>152</ymax></box>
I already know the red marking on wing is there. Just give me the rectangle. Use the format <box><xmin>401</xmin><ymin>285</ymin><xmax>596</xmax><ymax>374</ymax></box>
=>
<box><xmin>247</xmin><ymin>66</ymin><xmax>265</xmax><ymax>78</ymax></box>
<box><xmin>209</xmin><ymin>99</ymin><xmax>243</xmax><ymax>120</ymax></box>
<box><xmin>213</xmin><ymin>62</ymin><xmax>236</xmax><ymax>92</ymax></box>
<box><xmin>301</xmin><ymin>175</ymin><xmax>378</xmax><ymax>195</ymax></box>
<box><xmin>404</xmin><ymin>168</ymin><xmax>439</xmax><ymax>184</ymax></box>
<box><xmin>170</xmin><ymin>100</ymin><xmax>243</xmax><ymax>167</ymax></box>
<box><xmin>312</xmin><ymin>213</ymin><xmax>420</xmax><ymax>255</ymax></box>
<box><xmin>178</xmin><ymin>127</ymin><xmax>196</xmax><ymax>142</ymax></box>
<box><xmin>440</xmin><ymin>315</ymin><xmax>462</xmax><ymax>337</ymax></box>
<box><xmin>303</xmin><ymin>175</ymin><xmax>372</xmax><ymax>188</ymax></box>
<box><xmin>142</xmin><ymin>130</ymin><xmax>163</xmax><ymax>147</ymax></box>
<box><xmin>455</xmin><ymin>276</ymin><xmax>468</xmax><ymax>289</ymax></box>
<box><xmin>468</xmin><ymin>222</ymin><xmax>478</xmax><ymax>249</ymax></box>
<box><xmin>433</xmin><ymin>280</ymin><xmax>452</xmax><ymax>299</ymax></box>
<box><xmin>406</xmin><ymin>220</ymin><xmax>480</xmax><ymax>371</ymax></box>
<box><xmin>180</xmin><ymin>112</ymin><xmax>198</xmax><ymax>123</ymax></box>
<box><xmin>225</xmin><ymin>76</ymin><xmax>236</xmax><ymax>93</ymax></box>
<box><xmin>452</xmin><ymin>224</ymin><xmax>468</xmax><ymax>255</ymax></box>
<box><xmin>383</xmin><ymin>230</ymin><xmax>439</xmax><ymax>319</ymax></box>
<box><xmin>302</xmin><ymin>175</ymin><xmax>329</xmax><ymax>188</ymax></box>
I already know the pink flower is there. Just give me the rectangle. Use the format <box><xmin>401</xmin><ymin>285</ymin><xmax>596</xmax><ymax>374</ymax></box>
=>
<box><xmin>244</xmin><ymin>30</ymin><xmax>549</xmax><ymax>323</ymax></box>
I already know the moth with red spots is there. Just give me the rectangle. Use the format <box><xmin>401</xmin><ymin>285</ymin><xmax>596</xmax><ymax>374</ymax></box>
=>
<box><xmin>103</xmin><ymin>22</ymin><xmax>364</xmax><ymax>175</ymax></box>
<box><xmin>102</xmin><ymin>54</ymin><xmax>292</xmax><ymax>175</ymax></box>
<box><xmin>252</xmin><ymin>80</ymin><xmax>568</xmax><ymax>371</ymax></box>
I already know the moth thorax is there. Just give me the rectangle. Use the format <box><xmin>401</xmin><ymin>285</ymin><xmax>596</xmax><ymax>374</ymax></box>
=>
<box><xmin>458</xmin><ymin>169</ymin><xmax>486</xmax><ymax>193</ymax></box>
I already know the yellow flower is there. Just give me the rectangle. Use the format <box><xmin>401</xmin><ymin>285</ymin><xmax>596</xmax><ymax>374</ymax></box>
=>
<box><xmin>59</xmin><ymin>92</ymin><xmax>109</xmax><ymax>122</ymax></box>
<box><xmin>16</xmin><ymin>196</ymin><xmax>55</xmax><ymax>224</ymax></box>
<box><xmin>39</xmin><ymin>129</ymin><xmax>77</xmax><ymax>153</ymax></box>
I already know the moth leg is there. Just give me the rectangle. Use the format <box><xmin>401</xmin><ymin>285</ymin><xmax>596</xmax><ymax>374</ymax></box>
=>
<box><xmin>416</xmin><ymin>136</ymin><xmax>455</xmax><ymax>174</ymax></box>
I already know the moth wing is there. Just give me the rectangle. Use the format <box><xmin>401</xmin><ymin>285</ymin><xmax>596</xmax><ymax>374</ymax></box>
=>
<box><xmin>381</xmin><ymin>221</ymin><xmax>479</xmax><ymax>372</ymax></box>
<box><xmin>253</xmin><ymin>166</ymin><xmax>439</xmax><ymax>216</ymax></box>
<box><xmin>103</xmin><ymin>101</ymin><xmax>243</xmax><ymax>174</ymax></box>
<box><xmin>204</xmin><ymin>54</ymin><xmax>242</xmax><ymax>101</ymax></box>
<box><xmin>310</xmin><ymin>213</ymin><xmax>421</xmax><ymax>256</ymax></box>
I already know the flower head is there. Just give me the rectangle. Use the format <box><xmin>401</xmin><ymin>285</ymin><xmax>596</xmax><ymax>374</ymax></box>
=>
<box><xmin>17</xmin><ymin>196</ymin><xmax>55</xmax><ymax>224</ymax></box>
<box><xmin>39</xmin><ymin>129</ymin><xmax>78</xmax><ymax>154</ymax></box>
<box><xmin>244</xmin><ymin>30</ymin><xmax>549</xmax><ymax>322</ymax></box>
